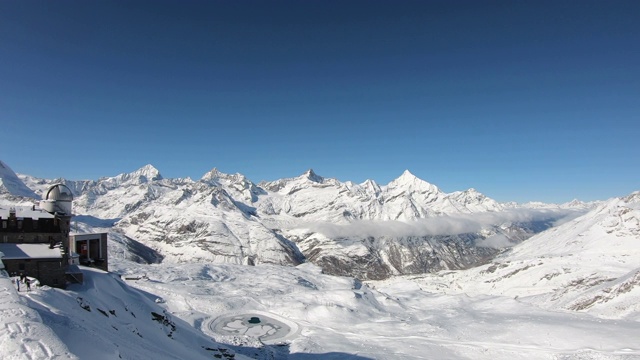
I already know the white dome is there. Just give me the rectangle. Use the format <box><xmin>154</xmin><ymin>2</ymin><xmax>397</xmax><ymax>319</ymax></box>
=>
<box><xmin>40</xmin><ymin>184</ymin><xmax>74</xmax><ymax>215</ymax></box>
<box><xmin>44</xmin><ymin>184</ymin><xmax>73</xmax><ymax>201</ymax></box>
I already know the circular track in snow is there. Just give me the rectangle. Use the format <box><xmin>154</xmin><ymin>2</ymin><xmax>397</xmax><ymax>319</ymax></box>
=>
<box><xmin>205</xmin><ymin>311</ymin><xmax>299</xmax><ymax>345</ymax></box>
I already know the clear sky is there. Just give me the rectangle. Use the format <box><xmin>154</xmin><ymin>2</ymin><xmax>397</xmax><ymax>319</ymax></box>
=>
<box><xmin>1</xmin><ymin>0</ymin><xmax>638</xmax><ymax>203</ymax></box>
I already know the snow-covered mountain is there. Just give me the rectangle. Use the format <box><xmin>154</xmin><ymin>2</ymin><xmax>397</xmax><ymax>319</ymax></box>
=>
<box><xmin>0</xmin><ymin>160</ymin><xmax>37</xmax><ymax>199</ymax></box>
<box><xmin>10</xmin><ymin>161</ymin><xmax>586</xmax><ymax>279</ymax></box>
<box><xmin>258</xmin><ymin>169</ymin><xmax>505</xmax><ymax>223</ymax></box>
<box><xmin>398</xmin><ymin>191</ymin><xmax>640</xmax><ymax>320</ymax></box>
<box><xmin>514</xmin><ymin>198</ymin><xmax>602</xmax><ymax>211</ymax></box>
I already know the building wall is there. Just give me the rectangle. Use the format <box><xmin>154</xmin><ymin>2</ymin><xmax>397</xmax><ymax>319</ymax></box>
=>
<box><xmin>99</xmin><ymin>233</ymin><xmax>108</xmax><ymax>272</ymax></box>
<box><xmin>1</xmin><ymin>217</ymin><xmax>64</xmax><ymax>234</ymax></box>
<box><xmin>0</xmin><ymin>212</ymin><xmax>71</xmax><ymax>287</ymax></box>
<box><xmin>3</xmin><ymin>258</ymin><xmax>66</xmax><ymax>288</ymax></box>
<box><xmin>69</xmin><ymin>233</ymin><xmax>109</xmax><ymax>272</ymax></box>
<box><xmin>1</xmin><ymin>231</ymin><xmax>67</xmax><ymax>244</ymax></box>
<box><xmin>0</xmin><ymin>215</ymin><xmax>69</xmax><ymax>245</ymax></box>
<box><xmin>1</xmin><ymin>208</ymin><xmax>109</xmax><ymax>286</ymax></box>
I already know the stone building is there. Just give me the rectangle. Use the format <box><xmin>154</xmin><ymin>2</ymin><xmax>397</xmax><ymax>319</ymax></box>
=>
<box><xmin>0</xmin><ymin>184</ymin><xmax>108</xmax><ymax>288</ymax></box>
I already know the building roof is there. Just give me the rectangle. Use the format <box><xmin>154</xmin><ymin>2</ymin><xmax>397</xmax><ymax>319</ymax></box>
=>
<box><xmin>0</xmin><ymin>243</ymin><xmax>62</xmax><ymax>260</ymax></box>
<box><xmin>0</xmin><ymin>205</ymin><xmax>54</xmax><ymax>220</ymax></box>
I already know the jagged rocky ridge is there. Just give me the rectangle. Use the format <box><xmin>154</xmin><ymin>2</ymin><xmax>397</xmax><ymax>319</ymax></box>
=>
<box><xmin>10</xmin><ymin>163</ymin><xmax>587</xmax><ymax>280</ymax></box>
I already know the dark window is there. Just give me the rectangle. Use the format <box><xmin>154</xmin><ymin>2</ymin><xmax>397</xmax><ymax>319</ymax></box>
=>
<box><xmin>18</xmin><ymin>263</ymin><xmax>25</xmax><ymax>270</ymax></box>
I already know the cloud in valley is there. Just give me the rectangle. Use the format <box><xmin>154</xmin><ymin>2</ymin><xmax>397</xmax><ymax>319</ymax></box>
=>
<box><xmin>299</xmin><ymin>209</ymin><xmax>583</xmax><ymax>241</ymax></box>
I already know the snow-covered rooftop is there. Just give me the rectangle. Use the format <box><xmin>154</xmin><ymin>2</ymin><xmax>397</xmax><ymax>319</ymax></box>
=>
<box><xmin>0</xmin><ymin>243</ymin><xmax>62</xmax><ymax>259</ymax></box>
<box><xmin>0</xmin><ymin>205</ymin><xmax>54</xmax><ymax>219</ymax></box>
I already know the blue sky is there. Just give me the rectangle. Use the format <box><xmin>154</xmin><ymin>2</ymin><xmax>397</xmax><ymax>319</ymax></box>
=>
<box><xmin>1</xmin><ymin>0</ymin><xmax>638</xmax><ymax>203</ymax></box>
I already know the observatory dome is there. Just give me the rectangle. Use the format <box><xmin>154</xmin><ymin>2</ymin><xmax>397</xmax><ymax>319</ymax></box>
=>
<box><xmin>44</xmin><ymin>184</ymin><xmax>74</xmax><ymax>201</ymax></box>
<box><xmin>40</xmin><ymin>184</ymin><xmax>74</xmax><ymax>215</ymax></box>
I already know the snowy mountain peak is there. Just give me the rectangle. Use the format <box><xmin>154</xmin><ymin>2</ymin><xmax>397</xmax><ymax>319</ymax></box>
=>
<box><xmin>132</xmin><ymin>164</ymin><xmax>162</xmax><ymax>181</ymax></box>
<box><xmin>451</xmin><ymin>188</ymin><xmax>485</xmax><ymax>200</ymax></box>
<box><xmin>387</xmin><ymin>170</ymin><xmax>440</xmax><ymax>193</ymax></box>
<box><xmin>448</xmin><ymin>188</ymin><xmax>502</xmax><ymax>211</ymax></box>
<box><xmin>0</xmin><ymin>160</ymin><xmax>38</xmax><ymax>198</ymax></box>
<box><xmin>399</xmin><ymin>169</ymin><xmax>417</xmax><ymax>180</ymax></box>
<box><xmin>393</xmin><ymin>170</ymin><xmax>426</xmax><ymax>184</ymax></box>
<box><xmin>461</xmin><ymin>188</ymin><xmax>487</xmax><ymax>199</ymax></box>
<box><xmin>200</xmin><ymin>168</ymin><xmax>221</xmax><ymax>182</ymax></box>
<box><xmin>110</xmin><ymin>164</ymin><xmax>163</xmax><ymax>185</ymax></box>
<box><xmin>201</xmin><ymin>168</ymin><xmax>249</xmax><ymax>183</ymax></box>
<box><xmin>361</xmin><ymin>179</ymin><xmax>381</xmax><ymax>193</ymax></box>
<box><xmin>623</xmin><ymin>191</ymin><xmax>640</xmax><ymax>205</ymax></box>
<box><xmin>302</xmin><ymin>169</ymin><xmax>324</xmax><ymax>183</ymax></box>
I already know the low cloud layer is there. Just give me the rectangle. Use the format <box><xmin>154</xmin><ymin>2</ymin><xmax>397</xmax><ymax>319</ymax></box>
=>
<box><xmin>300</xmin><ymin>209</ymin><xmax>583</xmax><ymax>240</ymax></box>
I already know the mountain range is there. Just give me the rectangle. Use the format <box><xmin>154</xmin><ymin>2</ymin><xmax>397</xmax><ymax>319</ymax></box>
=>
<box><xmin>3</xmin><ymin>160</ymin><xmax>594</xmax><ymax>279</ymax></box>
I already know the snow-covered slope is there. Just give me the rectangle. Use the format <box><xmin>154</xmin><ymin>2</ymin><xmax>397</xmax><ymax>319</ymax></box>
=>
<box><xmin>400</xmin><ymin>191</ymin><xmax>640</xmax><ymax>319</ymax></box>
<box><xmin>0</xmin><ymin>272</ymin><xmax>76</xmax><ymax>359</ymax></box>
<box><xmin>0</xmin><ymin>160</ymin><xmax>37</xmax><ymax>199</ymax></box>
<box><xmin>5</xmin><ymin>246</ymin><xmax>640</xmax><ymax>359</ymax></box>
<box><xmin>114</xmin><ymin>260</ymin><xmax>640</xmax><ymax>359</ymax></box>
<box><xmin>1</xmin><ymin>266</ymin><xmax>249</xmax><ymax>360</ymax></box>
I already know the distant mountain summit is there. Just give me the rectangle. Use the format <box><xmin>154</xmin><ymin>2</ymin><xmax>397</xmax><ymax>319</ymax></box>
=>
<box><xmin>303</xmin><ymin>169</ymin><xmax>324</xmax><ymax>183</ymax></box>
<box><xmin>112</xmin><ymin>164</ymin><xmax>163</xmax><ymax>184</ymax></box>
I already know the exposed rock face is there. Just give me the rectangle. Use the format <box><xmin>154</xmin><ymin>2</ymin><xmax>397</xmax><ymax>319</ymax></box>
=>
<box><xmin>8</xmin><ymin>162</ymin><xmax>586</xmax><ymax>279</ymax></box>
<box><xmin>287</xmin><ymin>231</ymin><xmax>499</xmax><ymax>280</ymax></box>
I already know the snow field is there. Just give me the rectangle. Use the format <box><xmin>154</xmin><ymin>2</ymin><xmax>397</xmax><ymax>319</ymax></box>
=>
<box><xmin>119</xmin><ymin>261</ymin><xmax>640</xmax><ymax>359</ymax></box>
<box><xmin>13</xmin><ymin>267</ymin><xmax>252</xmax><ymax>360</ymax></box>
